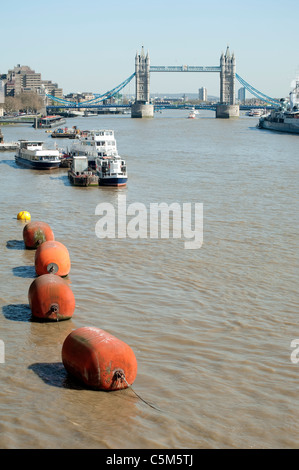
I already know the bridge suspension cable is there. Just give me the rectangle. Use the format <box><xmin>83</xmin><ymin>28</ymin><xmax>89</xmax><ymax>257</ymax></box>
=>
<box><xmin>45</xmin><ymin>68</ymin><xmax>280</xmax><ymax>109</ymax></box>
<box><xmin>45</xmin><ymin>73</ymin><xmax>136</xmax><ymax>107</ymax></box>
<box><xmin>44</xmin><ymin>95</ymin><xmax>77</xmax><ymax>107</ymax></box>
<box><xmin>236</xmin><ymin>74</ymin><xmax>281</xmax><ymax>105</ymax></box>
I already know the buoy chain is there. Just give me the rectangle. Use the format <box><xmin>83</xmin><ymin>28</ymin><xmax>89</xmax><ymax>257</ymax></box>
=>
<box><xmin>112</xmin><ymin>371</ymin><xmax>161</xmax><ymax>412</ymax></box>
<box><xmin>129</xmin><ymin>386</ymin><xmax>161</xmax><ymax>412</ymax></box>
<box><xmin>113</xmin><ymin>370</ymin><xmax>161</xmax><ymax>411</ymax></box>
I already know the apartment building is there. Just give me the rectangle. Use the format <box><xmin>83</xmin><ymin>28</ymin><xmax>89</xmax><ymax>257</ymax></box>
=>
<box><xmin>3</xmin><ymin>65</ymin><xmax>62</xmax><ymax>98</ymax></box>
<box><xmin>198</xmin><ymin>87</ymin><xmax>207</xmax><ymax>102</ymax></box>
<box><xmin>238</xmin><ymin>87</ymin><xmax>246</xmax><ymax>104</ymax></box>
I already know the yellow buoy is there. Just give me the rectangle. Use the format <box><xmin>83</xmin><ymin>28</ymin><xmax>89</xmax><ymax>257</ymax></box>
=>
<box><xmin>17</xmin><ymin>211</ymin><xmax>31</xmax><ymax>221</ymax></box>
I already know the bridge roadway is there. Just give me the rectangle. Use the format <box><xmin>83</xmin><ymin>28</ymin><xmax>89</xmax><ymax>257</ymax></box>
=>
<box><xmin>0</xmin><ymin>105</ymin><xmax>274</xmax><ymax>125</ymax></box>
<box><xmin>46</xmin><ymin>103</ymin><xmax>274</xmax><ymax>112</ymax></box>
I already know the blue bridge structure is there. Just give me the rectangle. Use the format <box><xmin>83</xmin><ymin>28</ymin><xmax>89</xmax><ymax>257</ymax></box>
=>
<box><xmin>45</xmin><ymin>46</ymin><xmax>281</xmax><ymax>118</ymax></box>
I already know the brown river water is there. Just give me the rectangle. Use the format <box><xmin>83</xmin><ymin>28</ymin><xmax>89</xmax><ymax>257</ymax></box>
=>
<box><xmin>0</xmin><ymin>110</ymin><xmax>298</xmax><ymax>449</ymax></box>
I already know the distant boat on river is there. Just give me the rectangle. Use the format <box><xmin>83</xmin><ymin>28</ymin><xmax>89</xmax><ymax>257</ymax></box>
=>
<box><xmin>188</xmin><ymin>108</ymin><xmax>198</xmax><ymax>119</ymax></box>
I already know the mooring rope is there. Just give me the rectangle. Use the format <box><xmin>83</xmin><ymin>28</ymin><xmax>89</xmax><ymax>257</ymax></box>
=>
<box><xmin>114</xmin><ymin>371</ymin><xmax>162</xmax><ymax>412</ymax></box>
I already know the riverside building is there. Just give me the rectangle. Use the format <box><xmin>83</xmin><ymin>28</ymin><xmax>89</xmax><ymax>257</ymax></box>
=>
<box><xmin>2</xmin><ymin>65</ymin><xmax>63</xmax><ymax>99</ymax></box>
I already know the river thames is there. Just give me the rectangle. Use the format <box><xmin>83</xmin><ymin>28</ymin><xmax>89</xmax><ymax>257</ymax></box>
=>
<box><xmin>0</xmin><ymin>109</ymin><xmax>298</xmax><ymax>449</ymax></box>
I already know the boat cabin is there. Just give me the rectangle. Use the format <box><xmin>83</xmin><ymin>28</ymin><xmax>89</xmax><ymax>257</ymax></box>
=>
<box><xmin>19</xmin><ymin>140</ymin><xmax>44</xmax><ymax>150</ymax></box>
<box><xmin>78</xmin><ymin>130</ymin><xmax>118</xmax><ymax>157</ymax></box>
<box><xmin>71</xmin><ymin>156</ymin><xmax>90</xmax><ymax>174</ymax></box>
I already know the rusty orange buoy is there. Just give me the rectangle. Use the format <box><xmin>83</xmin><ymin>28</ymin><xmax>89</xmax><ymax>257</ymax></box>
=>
<box><xmin>62</xmin><ymin>327</ymin><xmax>138</xmax><ymax>390</ymax></box>
<box><xmin>23</xmin><ymin>221</ymin><xmax>54</xmax><ymax>249</ymax></box>
<box><xmin>28</xmin><ymin>274</ymin><xmax>75</xmax><ymax>321</ymax></box>
<box><xmin>35</xmin><ymin>240</ymin><xmax>71</xmax><ymax>277</ymax></box>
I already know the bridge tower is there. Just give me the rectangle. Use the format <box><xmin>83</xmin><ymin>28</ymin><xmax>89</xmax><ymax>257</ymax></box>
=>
<box><xmin>216</xmin><ymin>46</ymin><xmax>239</xmax><ymax>118</ymax></box>
<box><xmin>131</xmin><ymin>47</ymin><xmax>154</xmax><ymax>118</ymax></box>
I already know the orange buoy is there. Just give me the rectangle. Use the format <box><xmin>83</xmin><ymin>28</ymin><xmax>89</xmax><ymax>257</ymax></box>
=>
<box><xmin>28</xmin><ymin>274</ymin><xmax>75</xmax><ymax>321</ymax></box>
<box><xmin>35</xmin><ymin>240</ymin><xmax>71</xmax><ymax>277</ymax></box>
<box><xmin>62</xmin><ymin>327</ymin><xmax>138</xmax><ymax>390</ymax></box>
<box><xmin>23</xmin><ymin>221</ymin><xmax>54</xmax><ymax>249</ymax></box>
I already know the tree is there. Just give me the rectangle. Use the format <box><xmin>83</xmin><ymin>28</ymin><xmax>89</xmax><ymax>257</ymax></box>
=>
<box><xmin>3</xmin><ymin>92</ymin><xmax>43</xmax><ymax>114</ymax></box>
<box><xmin>3</xmin><ymin>96</ymin><xmax>21</xmax><ymax>114</ymax></box>
<box><xmin>19</xmin><ymin>93</ymin><xmax>43</xmax><ymax>113</ymax></box>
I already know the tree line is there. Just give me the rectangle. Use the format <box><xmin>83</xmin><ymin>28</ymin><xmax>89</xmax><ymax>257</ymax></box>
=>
<box><xmin>4</xmin><ymin>93</ymin><xmax>44</xmax><ymax>114</ymax></box>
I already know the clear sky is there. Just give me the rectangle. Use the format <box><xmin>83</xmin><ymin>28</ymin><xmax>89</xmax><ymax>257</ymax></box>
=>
<box><xmin>1</xmin><ymin>0</ymin><xmax>298</xmax><ymax>99</ymax></box>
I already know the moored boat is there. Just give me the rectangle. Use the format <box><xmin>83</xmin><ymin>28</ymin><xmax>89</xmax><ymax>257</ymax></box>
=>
<box><xmin>15</xmin><ymin>140</ymin><xmax>61</xmax><ymax>169</ymax></box>
<box><xmin>68</xmin><ymin>156</ymin><xmax>98</xmax><ymax>186</ymax></box>
<box><xmin>59</xmin><ymin>153</ymin><xmax>73</xmax><ymax>168</ymax></box>
<box><xmin>96</xmin><ymin>155</ymin><xmax>127</xmax><ymax>187</ymax></box>
<box><xmin>258</xmin><ymin>108</ymin><xmax>299</xmax><ymax>134</ymax></box>
<box><xmin>68</xmin><ymin>129</ymin><xmax>128</xmax><ymax>186</ymax></box>
<box><xmin>0</xmin><ymin>129</ymin><xmax>19</xmax><ymax>150</ymax></box>
<box><xmin>35</xmin><ymin>115</ymin><xmax>66</xmax><ymax>129</ymax></box>
<box><xmin>51</xmin><ymin>126</ymin><xmax>80</xmax><ymax>139</ymax></box>
<box><xmin>0</xmin><ymin>141</ymin><xmax>20</xmax><ymax>151</ymax></box>
<box><xmin>68</xmin><ymin>129</ymin><xmax>117</xmax><ymax>167</ymax></box>
<box><xmin>257</xmin><ymin>79</ymin><xmax>299</xmax><ymax>134</ymax></box>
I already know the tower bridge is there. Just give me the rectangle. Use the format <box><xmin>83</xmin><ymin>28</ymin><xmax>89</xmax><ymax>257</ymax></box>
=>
<box><xmin>45</xmin><ymin>46</ymin><xmax>280</xmax><ymax>118</ymax></box>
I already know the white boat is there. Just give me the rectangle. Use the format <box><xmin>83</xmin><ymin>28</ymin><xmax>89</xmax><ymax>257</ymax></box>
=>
<box><xmin>66</xmin><ymin>110</ymin><xmax>85</xmax><ymax>117</ymax></box>
<box><xmin>68</xmin><ymin>129</ymin><xmax>127</xmax><ymax>186</ymax></box>
<box><xmin>15</xmin><ymin>140</ymin><xmax>62</xmax><ymax>169</ymax></box>
<box><xmin>188</xmin><ymin>108</ymin><xmax>197</xmax><ymax>119</ymax></box>
<box><xmin>258</xmin><ymin>79</ymin><xmax>299</xmax><ymax>134</ymax></box>
<box><xmin>247</xmin><ymin>108</ymin><xmax>265</xmax><ymax>117</ymax></box>
<box><xmin>0</xmin><ymin>141</ymin><xmax>19</xmax><ymax>151</ymax></box>
<box><xmin>95</xmin><ymin>154</ymin><xmax>127</xmax><ymax>187</ymax></box>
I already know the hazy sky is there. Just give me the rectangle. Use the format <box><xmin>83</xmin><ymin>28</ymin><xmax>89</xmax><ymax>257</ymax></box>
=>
<box><xmin>1</xmin><ymin>0</ymin><xmax>298</xmax><ymax>99</ymax></box>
